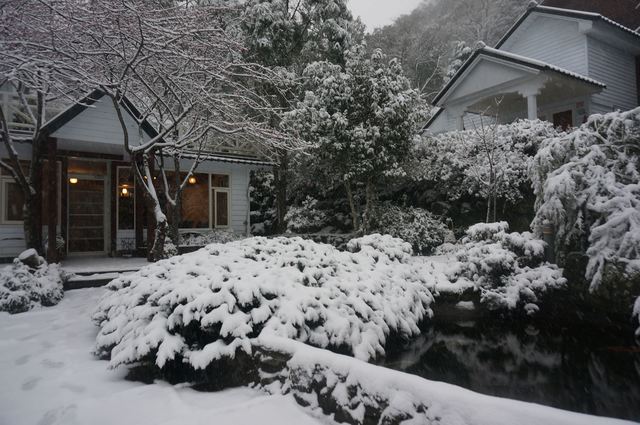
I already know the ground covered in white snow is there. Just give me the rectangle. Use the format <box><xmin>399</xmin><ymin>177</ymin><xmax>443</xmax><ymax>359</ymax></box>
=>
<box><xmin>0</xmin><ymin>288</ymin><xmax>331</xmax><ymax>425</ymax></box>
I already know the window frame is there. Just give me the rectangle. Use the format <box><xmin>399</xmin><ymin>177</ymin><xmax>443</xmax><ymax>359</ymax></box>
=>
<box><xmin>209</xmin><ymin>173</ymin><xmax>231</xmax><ymax>229</ymax></box>
<box><xmin>0</xmin><ymin>177</ymin><xmax>25</xmax><ymax>225</ymax></box>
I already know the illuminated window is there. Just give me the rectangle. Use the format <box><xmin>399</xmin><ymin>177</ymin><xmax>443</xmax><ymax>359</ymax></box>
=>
<box><xmin>180</xmin><ymin>173</ymin><xmax>209</xmax><ymax>229</ymax></box>
<box><xmin>117</xmin><ymin>167</ymin><xmax>135</xmax><ymax>230</ymax></box>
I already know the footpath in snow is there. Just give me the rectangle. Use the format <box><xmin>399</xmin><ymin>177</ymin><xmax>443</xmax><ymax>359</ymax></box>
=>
<box><xmin>0</xmin><ymin>288</ymin><xmax>329</xmax><ymax>425</ymax></box>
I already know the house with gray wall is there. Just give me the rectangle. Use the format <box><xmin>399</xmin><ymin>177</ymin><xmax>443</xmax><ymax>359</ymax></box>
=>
<box><xmin>424</xmin><ymin>4</ymin><xmax>640</xmax><ymax>133</ymax></box>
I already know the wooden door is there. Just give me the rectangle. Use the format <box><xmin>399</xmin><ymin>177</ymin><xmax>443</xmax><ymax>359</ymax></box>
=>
<box><xmin>68</xmin><ymin>178</ymin><xmax>105</xmax><ymax>253</ymax></box>
<box><xmin>553</xmin><ymin>110</ymin><xmax>573</xmax><ymax>131</ymax></box>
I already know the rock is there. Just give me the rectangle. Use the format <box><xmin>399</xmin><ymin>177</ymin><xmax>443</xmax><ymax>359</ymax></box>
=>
<box><xmin>17</xmin><ymin>249</ymin><xmax>45</xmax><ymax>270</ymax></box>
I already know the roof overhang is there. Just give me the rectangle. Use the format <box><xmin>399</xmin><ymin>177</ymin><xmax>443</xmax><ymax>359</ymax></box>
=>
<box><xmin>432</xmin><ymin>47</ymin><xmax>605</xmax><ymax>107</ymax></box>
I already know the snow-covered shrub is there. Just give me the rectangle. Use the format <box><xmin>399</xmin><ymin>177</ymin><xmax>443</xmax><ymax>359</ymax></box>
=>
<box><xmin>531</xmin><ymin>108</ymin><xmax>640</xmax><ymax>290</ymax></box>
<box><xmin>249</xmin><ymin>170</ymin><xmax>277</xmax><ymax>236</ymax></box>
<box><xmin>415</xmin><ymin>119</ymin><xmax>560</xmax><ymax>221</ymax></box>
<box><xmin>285</xmin><ymin>196</ymin><xmax>329</xmax><ymax>234</ymax></box>
<box><xmin>0</xmin><ymin>250</ymin><xmax>64</xmax><ymax>314</ymax></box>
<box><xmin>93</xmin><ymin>236</ymin><xmax>434</xmax><ymax>375</ymax></box>
<box><xmin>442</xmin><ymin>223</ymin><xmax>565</xmax><ymax>312</ymax></box>
<box><xmin>346</xmin><ymin>233</ymin><xmax>413</xmax><ymax>263</ymax></box>
<box><xmin>368</xmin><ymin>203</ymin><xmax>448</xmax><ymax>254</ymax></box>
<box><xmin>180</xmin><ymin>229</ymin><xmax>242</xmax><ymax>247</ymax></box>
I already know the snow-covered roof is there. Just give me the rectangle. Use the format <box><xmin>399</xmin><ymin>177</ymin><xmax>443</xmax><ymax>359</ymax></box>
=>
<box><xmin>495</xmin><ymin>5</ymin><xmax>640</xmax><ymax>49</ymax></box>
<box><xmin>431</xmin><ymin>46</ymin><xmax>606</xmax><ymax>106</ymax></box>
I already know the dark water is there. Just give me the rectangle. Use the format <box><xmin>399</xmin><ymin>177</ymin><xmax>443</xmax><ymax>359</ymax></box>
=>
<box><xmin>380</xmin><ymin>317</ymin><xmax>640</xmax><ymax>421</ymax></box>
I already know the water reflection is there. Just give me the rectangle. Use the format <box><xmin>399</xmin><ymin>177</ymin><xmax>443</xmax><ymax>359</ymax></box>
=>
<box><xmin>381</xmin><ymin>319</ymin><xmax>640</xmax><ymax>421</ymax></box>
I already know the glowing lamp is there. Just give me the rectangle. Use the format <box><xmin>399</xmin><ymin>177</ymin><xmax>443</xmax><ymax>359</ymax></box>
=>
<box><xmin>121</xmin><ymin>187</ymin><xmax>129</xmax><ymax>196</ymax></box>
<box><xmin>188</xmin><ymin>176</ymin><xmax>197</xmax><ymax>185</ymax></box>
<box><xmin>69</xmin><ymin>177</ymin><xmax>78</xmax><ymax>184</ymax></box>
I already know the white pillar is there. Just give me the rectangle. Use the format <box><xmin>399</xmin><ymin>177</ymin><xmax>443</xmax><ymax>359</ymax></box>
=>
<box><xmin>457</xmin><ymin>114</ymin><xmax>465</xmax><ymax>131</ymax></box>
<box><xmin>526</xmin><ymin>94</ymin><xmax>538</xmax><ymax>120</ymax></box>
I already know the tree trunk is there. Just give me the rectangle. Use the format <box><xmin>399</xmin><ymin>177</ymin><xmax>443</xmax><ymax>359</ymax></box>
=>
<box><xmin>168</xmin><ymin>157</ymin><xmax>182</xmax><ymax>246</ymax></box>
<box><xmin>361</xmin><ymin>178</ymin><xmax>375</xmax><ymax>233</ymax></box>
<box><xmin>150</xmin><ymin>218</ymin><xmax>169</xmax><ymax>262</ymax></box>
<box><xmin>23</xmin><ymin>192</ymin><xmax>42</xmax><ymax>253</ymax></box>
<box><xmin>345</xmin><ymin>182</ymin><xmax>360</xmax><ymax>232</ymax></box>
<box><xmin>486</xmin><ymin>196</ymin><xmax>492</xmax><ymax>223</ymax></box>
<box><xmin>274</xmin><ymin>150</ymin><xmax>289</xmax><ymax>233</ymax></box>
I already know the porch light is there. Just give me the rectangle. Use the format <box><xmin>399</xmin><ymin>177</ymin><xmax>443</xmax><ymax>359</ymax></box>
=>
<box><xmin>188</xmin><ymin>176</ymin><xmax>197</xmax><ymax>185</ymax></box>
<box><xmin>121</xmin><ymin>187</ymin><xmax>129</xmax><ymax>196</ymax></box>
<box><xmin>69</xmin><ymin>177</ymin><xmax>78</xmax><ymax>184</ymax></box>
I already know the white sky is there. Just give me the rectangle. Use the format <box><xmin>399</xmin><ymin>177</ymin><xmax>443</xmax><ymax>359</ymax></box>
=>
<box><xmin>348</xmin><ymin>0</ymin><xmax>425</xmax><ymax>31</ymax></box>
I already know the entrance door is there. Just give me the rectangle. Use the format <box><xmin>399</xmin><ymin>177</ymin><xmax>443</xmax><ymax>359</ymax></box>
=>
<box><xmin>68</xmin><ymin>178</ymin><xmax>106</xmax><ymax>253</ymax></box>
<box><xmin>553</xmin><ymin>110</ymin><xmax>573</xmax><ymax>131</ymax></box>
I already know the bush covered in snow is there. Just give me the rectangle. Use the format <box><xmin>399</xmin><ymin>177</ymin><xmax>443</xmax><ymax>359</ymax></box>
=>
<box><xmin>440</xmin><ymin>223</ymin><xmax>566</xmax><ymax>312</ymax></box>
<box><xmin>368</xmin><ymin>203</ymin><xmax>449</xmax><ymax>254</ymax></box>
<box><xmin>249</xmin><ymin>170</ymin><xmax>278</xmax><ymax>236</ymax></box>
<box><xmin>285</xmin><ymin>196</ymin><xmax>330</xmax><ymax>234</ymax></box>
<box><xmin>93</xmin><ymin>236</ymin><xmax>434</xmax><ymax>376</ymax></box>
<box><xmin>180</xmin><ymin>229</ymin><xmax>242</xmax><ymax>247</ymax></box>
<box><xmin>0</xmin><ymin>250</ymin><xmax>64</xmax><ymax>314</ymax></box>
<box><xmin>531</xmin><ymin>108</ymin><xmax>640</xmax><ymax>291</ymax></box>
<box><xmin>415</xmin><ymin>119</ymin><xmax>560</xmax><ymax>223</ymax></box>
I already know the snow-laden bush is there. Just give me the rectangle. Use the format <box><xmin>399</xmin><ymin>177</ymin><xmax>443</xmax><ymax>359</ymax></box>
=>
<box><xmin>0</xmin><ymin>250</ymin><xmax>64</xmax><ymax>314</ymax></box>
<box><xmin>417</xmin><ymin>119</ymin><xmax>560</xmax><ymax>211</ymax></box>
<box><xmin>368</xmin><ymin>203</ymin><xmax>448</xmax><ymax>254</ymax></box>
<box><xmin>180</xmin><ymin>229</ymin><xmax>242</xmax><ymax>247</ymax></box>
<box><xmin>93</xmin><ymin>236</ymin><xmax>434</xmax><ymax>373</ymax></box>
<box><xmin>531</xmin><ymin>108</ymin><xmax>640</xmax><ymax>290</ymax></box>
<box><xmin>249</xmin><ymin>170</ymin><xmax>277</xmax><ymax>236</ymax></box>
<box><xmin>285</xmin><ymin>196</ymin><xmax>329</xmax><ymax>234</ymax></box>
<box><xmin>442</xmin><ymin>223</ymin><xmax>566</xmax><ymax>312</ymax></box>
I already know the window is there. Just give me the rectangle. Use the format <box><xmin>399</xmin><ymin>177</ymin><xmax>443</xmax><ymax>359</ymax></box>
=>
<box><xmin>117</xmin><ymin>167</ymin><xmax>135</xmax><ymax>230</ymax></box>
<box><xmin>1</xmin><ymin>179</ymin><xmax>25</xmax><ymax>223</ymax></box>
<box><xmin>211</xmin><ymin>174</ymin><xmax>230</xmax><ymax>228</ymax></box>
<box><xmin>180</xmin><ymin>173</ymin><xmax>209</xmax><ymax>229</ymax></box>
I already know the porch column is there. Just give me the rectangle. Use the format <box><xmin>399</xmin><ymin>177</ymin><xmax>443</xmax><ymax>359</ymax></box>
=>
<box><xmin>456</xmin><ymin>115</ymin><xmax>465</xmax><ymax>131</ymax></box>
<box><xmin>526</xmin><ymin>94</ymin><xmax>538</xmax><ymax>120</ymax></box>
<box><xmin>47</xmin><ymin>138</ymin><xmax>58</xmax><ymax>262</ymax></box>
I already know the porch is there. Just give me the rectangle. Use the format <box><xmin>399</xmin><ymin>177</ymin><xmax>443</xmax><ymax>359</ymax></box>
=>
<box><xmin>425</xmin><ymin>47</ymin><xmax>606</xmax><ymax>133</ymax></box>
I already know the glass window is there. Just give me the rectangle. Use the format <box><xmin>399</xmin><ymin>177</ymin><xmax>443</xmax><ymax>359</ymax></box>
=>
<box><xmin>3</xmin><ymin>180</ymin><xmax>25</xmax><ymax>222</ymax></box>
<box><xmin>211</xmin><ymin>174</ymin><xmax>229</xmax><ymax>188</ymax></box>
<box><xmin>117</xmin><ymin>167</ymin><xmax>135</xmax><ymax>230</ymax></box>
<box><xmin>215</xmin><ymin>190</ymin><xmax>229</xmax><ymax>227</ymax></box>
<box><xmin>180</xmin><ymin>173</ymin><xmax>209</xmax><ymax>228</ymax></box>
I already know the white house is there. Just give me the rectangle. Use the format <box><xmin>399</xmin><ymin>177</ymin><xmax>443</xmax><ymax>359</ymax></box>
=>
<box><xmin>0</xmin><ymin>89</ymin><xmax>270</xmax><ymax>260</ymax></box>
<box><xmin>424</xmin><ymin>4</ymin><xmax>640</xmax><ymax>133</ymax></box>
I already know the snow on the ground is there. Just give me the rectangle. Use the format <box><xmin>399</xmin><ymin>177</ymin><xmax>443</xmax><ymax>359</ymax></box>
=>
<box><xmin>260</xmin><ymin>336</ymin><xmax>637</xmax><ymax>425</ymax></box>
<box><xmin>0</xmin><ymin>288</ymin><xmax>332</xmax><ymax>425</ymax></box>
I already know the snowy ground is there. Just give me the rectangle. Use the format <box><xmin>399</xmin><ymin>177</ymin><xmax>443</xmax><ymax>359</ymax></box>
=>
<box><xmin>0</xmin><ymin>288</ymin><xmax>332</xmax><ymax>425</ymax></box>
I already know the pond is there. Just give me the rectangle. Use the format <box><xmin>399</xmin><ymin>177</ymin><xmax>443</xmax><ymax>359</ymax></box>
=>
<box><xmin>380</xmin><ymin>313</ymin><xmax>640</xmax><ymax>422</ymax></box>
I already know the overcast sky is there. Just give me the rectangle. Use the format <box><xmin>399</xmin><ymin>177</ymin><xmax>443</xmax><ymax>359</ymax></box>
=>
<box><xmin>348</xmin><ymin>0</ymin><xmax>425</xmax><ymax>30</ymax></box>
